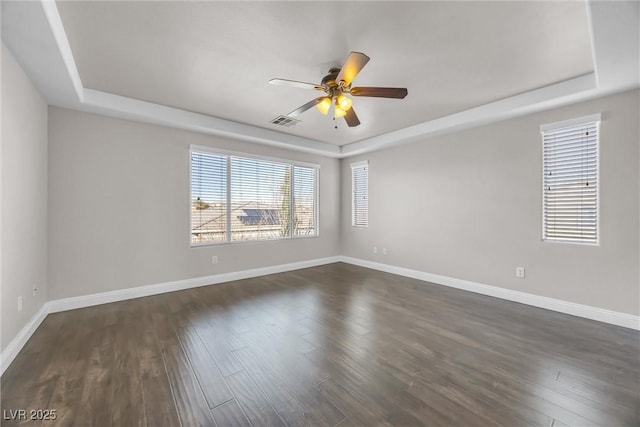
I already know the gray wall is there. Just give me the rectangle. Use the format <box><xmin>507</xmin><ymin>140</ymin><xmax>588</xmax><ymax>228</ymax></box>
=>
<box><xmin>48</xmin><ymin>108</ymin><xmax>341</xmax><ymax>300</ymax></box>
<box><xmin>1</xmin><ymin>44</ymin><xmax>49</xmax><ymax>351</ymax></box>
<box><xmin>341</xmin><ymin>89</ymin><xmax>639</xmax><ymax>316</ymax></box>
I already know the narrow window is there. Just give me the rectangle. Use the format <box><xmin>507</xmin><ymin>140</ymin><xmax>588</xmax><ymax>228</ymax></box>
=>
<box><xmin>351</xmin><ymin>161</ymin><xmax>369</xmax><ymax>228</ymax></box>
<box><xmin>541</xmin><ymin>114</ymin><xmax>600</xmax><ymax>244</ymax></box>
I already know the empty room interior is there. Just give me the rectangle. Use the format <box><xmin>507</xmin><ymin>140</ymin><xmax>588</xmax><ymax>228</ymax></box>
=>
<box><xmin>1</xmin><ymin>1</ymin><xmax>639</xmax><ymax>426</ymax></box>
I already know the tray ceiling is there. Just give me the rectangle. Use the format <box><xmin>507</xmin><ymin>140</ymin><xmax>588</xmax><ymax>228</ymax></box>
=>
<box><xmin>56</xmin><ymin>1</ymin><xmax>594</xmax><ymax>146</ymax></box>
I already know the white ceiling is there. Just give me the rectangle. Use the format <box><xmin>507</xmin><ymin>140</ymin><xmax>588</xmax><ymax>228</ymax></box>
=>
<box><xmin>55</xmin><ymin>1</ymin><xmax>594</xmax><ymax>146</ymax></box>
<box><xmin>2</xmin><ymin>1</ymin><xmax>638</xmax><ymax>157</ymax></box>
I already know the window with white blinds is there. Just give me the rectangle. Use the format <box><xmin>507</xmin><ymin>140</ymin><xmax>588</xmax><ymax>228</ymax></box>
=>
<box><xmin>351</xmin><ymin>161</ymin><xmax>369</xmax><ymax>228</ymax></box>
<box><xmin>541</xmin><ymin>114</ymin><xmax>600</xmax><ymax>244</ymax></box>
<box><xmin>191</xmin><ymin>148</ymin><xmax>318</xmax><ymax>246</ymax></box>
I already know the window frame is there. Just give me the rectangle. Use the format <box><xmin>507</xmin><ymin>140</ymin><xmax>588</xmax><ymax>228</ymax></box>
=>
<box><xmin>351</xmin><ymin>160</ymin><xmax>369</xmax><ymax>228</ymax></box>
<box><xmin>189</xmin><ymin>145</ymin><xmax>320</xmax><ymax>247</ymax></box>
<box><xmin>540</xmin><ymin>113</ymin><xmax>601</xmax><ymax>246</ymax></box>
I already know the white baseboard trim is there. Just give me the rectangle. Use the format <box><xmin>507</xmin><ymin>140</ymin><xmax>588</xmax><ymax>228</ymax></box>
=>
<box><xmin>47</xmin><ymin>256</ymin><xmax>342</xmax><ymax>314</ymax></box>
<box><xmin>3</xmin><ymin>254</ymin><xmax>637</xmax><ymax>376</ymax></box>
<box><xmin>0</xmin><ymin>303</ymin><xmax>49</xmax><ymax>375</ymax></box>
<box><xmin>338</xmin><ymin>256</ymin><xmax>640</xmax><ymax>331</ymax></box>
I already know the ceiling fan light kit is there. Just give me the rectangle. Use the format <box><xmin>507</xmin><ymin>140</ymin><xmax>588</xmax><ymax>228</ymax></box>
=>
<box><xmin>337</xmin><ymin>94</ymin><xmax>353</xmax><ymax>111</ymax></box>
<box><xmin>316</xmin><ymin>97</ymin><xmax>332</xmax><ymax>115</ymax></box>
<box><xmin>334</xmin><ymin>104</ymin><xmax>348</xmax><ymax>118</ymax></box>
<box><xmin>270</xmin><ymin>51</ymin><xmax>408</xmax><ymax>127</ymax></box>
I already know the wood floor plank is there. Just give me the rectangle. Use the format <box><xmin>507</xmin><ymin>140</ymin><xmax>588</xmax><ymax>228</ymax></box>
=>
<box><xmin>210</xmin><ymin>399</ymin><xmax>251</xmax><ymax>427</ymax></box>
<box><xmin>237</xmin><ymin>331</ymin><xmax>344</xmax><ymax>425</ymax></box>
<box><xmin>71</xmin><ymin>324</ymin><xmax>119</xmax><ymax>426</ymax></box>
<box><xmin>225</xmin><ymin>370</ymin><xmax>286</xmax><ymax>427</ymax></box>
<box><xmin>137</xmin><ymin>330</ymin><xmax>181</xmax><ymax>427</ymax></box>
<box><xmin>177</xmin><ymin>326</ymin><xmax>235</xmax><ymax>408</ymax></box>
<box><xmin>109</xmin><ymin>303</ymin><xmax>147</xmax><ymax>426</ymax></box>
<box><xmin>314</xmin><ymin>377</ymin><xmax>394</xmax><ymax>427</ymax></box>
<box><xmin>195</xmin><ymin>326</ymin><xmax>245</xmax><ymax>377</ymax></box>
<box><xmin>161</xmin><ymin>343</ymin><xmax>217</xmax><ymax>427</ymax></box>
<box><xmin>241</xmin><ymin>328</ymin><xmax>329</xmax><ymax>385</ymax></box>
<box><xmin>233</xmin><ymin>345</ymin><xmax>328</xmax><ymax>426</ymax></box>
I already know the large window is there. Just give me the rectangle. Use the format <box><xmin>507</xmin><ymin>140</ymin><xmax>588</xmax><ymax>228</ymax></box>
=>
<box><xmin>541</xmin><ymin>114</ymin><xmax>600</xmax><ymax>244</ymax></box>
<box><xmin>191</xmin><ymin>147</ymin><xmax>318</xmax><ymax>245</ymax></box>
<box><xmin>351</xmin><ymin>161</ymin><xmax>369</xmax><ymax>227</ymax></box>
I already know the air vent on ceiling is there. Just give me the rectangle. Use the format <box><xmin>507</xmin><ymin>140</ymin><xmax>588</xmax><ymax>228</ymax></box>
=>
<box><xmin>270</xmin><ymin>115</ymin><xmax>300</xmax><ymax>127</ymax></box>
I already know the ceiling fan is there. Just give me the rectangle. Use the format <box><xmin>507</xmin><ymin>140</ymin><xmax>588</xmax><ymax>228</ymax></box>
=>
<box><xmin>269</xmin><ymin>52</ymin><xmax>408</xmax><ymax>128</ymax></box>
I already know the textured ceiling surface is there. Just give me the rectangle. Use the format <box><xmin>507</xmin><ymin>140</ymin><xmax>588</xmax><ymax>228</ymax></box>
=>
<box><xmin>57</xmin><ymin>1</ymin><xmax>594</xmax><ymax>146</ymax></box>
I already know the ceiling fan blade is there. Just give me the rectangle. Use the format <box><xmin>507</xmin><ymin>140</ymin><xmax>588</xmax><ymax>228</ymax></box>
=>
<box><xmin>336</xmin><ymin>52</ymin><xmax>370</xmax><ymax>87</ymax></box>
<box><xmin>350</xmin><ymin>87</ymin><xmax>408</xmax><ymax>99</ymax></box>
<box><xmin>269</xmin><ymin>78</ymin><xmax>324</xmax><ymax>90</ymax></box>
<box><xmin>287</xmin><ymin>97</ymin><xmax>325</xmax><ymax>117</ymax></box>
<box><xmin>344</xmin><ymin>107</ymin><xmax>361</xmax><ymax>127</ymax></box>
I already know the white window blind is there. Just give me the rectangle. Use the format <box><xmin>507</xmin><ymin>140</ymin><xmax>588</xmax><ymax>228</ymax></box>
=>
<box><xmin>191</xmin><ymin>151</ymin><xmax>227</xmax><ymax>244</ymax></box>
<box><xmin>230</xmin><ymin>157</ymin><xmax>290</xmax><ymax>242</ymax></box>
<box><xmin>191</xmin><ymin>148</ymin><xmax>318</xmax><ymax>245</ymax></box>
<box><xmin>541</xmin><ymin>115</ymin><xmax>600</xmax><ymax>244</ymax></box>
<box><xmin>351</xmin><ymin>161</ymin><xmax>368</xmax><ymax>227</ymax></box>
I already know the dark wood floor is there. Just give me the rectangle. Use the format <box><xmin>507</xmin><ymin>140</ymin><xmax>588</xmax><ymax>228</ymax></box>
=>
<box><xmin>1</xmin><ymin>263</ymin><xmax>639</xmax><ymax>426</ymax></box>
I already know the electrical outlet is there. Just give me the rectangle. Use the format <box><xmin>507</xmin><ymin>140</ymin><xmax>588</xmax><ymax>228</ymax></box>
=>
<box><xmin>373</xmin><ymin>246</ymin><xmax>378</xmax><ymax>254</ymax></box>
<box><xmin>33</xmin><ymin>284</ymin><xmax>38</xmax><ymax>296</ymax></box>
<box><xmin>211</xmin><ymin>256</ymin><xmax>218</xmax><ymax>265</ymax></box>
<box><xmin>516</xmin><ymin>267</ymin><xmax>525</xmax><ymax>278</ymax></box>
<box><xmin>18</xmin><ymin>296</ymin><xmax>23</xmax><ymax>312</ymax></box>
<box><xmin>382</xmin><ymin>248</ymin><xmax>388</xmax><ymax>255</ymax></box>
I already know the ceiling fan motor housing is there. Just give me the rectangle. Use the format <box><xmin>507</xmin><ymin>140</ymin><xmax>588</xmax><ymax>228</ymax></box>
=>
<box><xmin>321</xmin><ymin>68</ymin><xmax>353</xmax><ymax>105</ymax></box>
